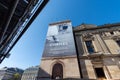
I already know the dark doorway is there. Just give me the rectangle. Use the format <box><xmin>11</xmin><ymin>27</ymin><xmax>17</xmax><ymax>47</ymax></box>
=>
<box><xmin>95</xmin><ymin>68</ymin><xmax>106</xmax><ymax>79</ymax></box>
<box><xmin>52</xmin><ymin>63</ymin><xmax>63</xmax><ymax>79</ymax></box>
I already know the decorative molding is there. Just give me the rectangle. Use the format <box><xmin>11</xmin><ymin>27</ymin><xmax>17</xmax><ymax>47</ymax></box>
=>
<box><xmin>41</xmin><ymin>56</ymin><xmax>77</xmax><ymax>60</ymax></box>
<box><xmin>74</xmin><ymin>25</ymin><xmax>120</xmax><ymax>32</ymax></box>
<box><xmin>102</xmin><ymin>35</ymin><xmax>120</xmax><ymax>40</ymax></box>
<box><xmin>79</xmin><ymin>54</ymin><xmax>120</xmax><ymax>59</ymax></box>
<box><xmin>82</xmin><ymin>33</ymin><xmax>94</xmax><ymax>41</ymax></box>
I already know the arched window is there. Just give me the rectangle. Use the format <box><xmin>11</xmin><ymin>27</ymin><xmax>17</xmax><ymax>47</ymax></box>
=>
<box><xmin>52</xmin><ymin>63</ymin><xmax>63</xmax><ymax>79</ymax></box>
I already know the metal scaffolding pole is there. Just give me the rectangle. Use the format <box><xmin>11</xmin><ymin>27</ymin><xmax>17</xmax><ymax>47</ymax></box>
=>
<box><xmin>0</xmin><ymin>0</ymin><xmax>49</xmax><ymax>63</ymax></box>
<box><xmin>0</xmin><ymin>0</ymin><xmax>20</xmax><ymax>45</ymax></box>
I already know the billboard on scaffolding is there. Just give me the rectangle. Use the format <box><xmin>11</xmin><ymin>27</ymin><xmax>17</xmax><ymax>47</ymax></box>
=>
<box><xmin>42</xmin><ymin>21</ymin><xmax>76</xmax><ymax>57</ymax></box>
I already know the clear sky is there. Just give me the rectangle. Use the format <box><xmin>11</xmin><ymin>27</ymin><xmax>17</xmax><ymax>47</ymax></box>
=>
<box><xmin>0</xmin><ymin>0</ymin><xmax>120</xmax><ymax>69</ymax></box>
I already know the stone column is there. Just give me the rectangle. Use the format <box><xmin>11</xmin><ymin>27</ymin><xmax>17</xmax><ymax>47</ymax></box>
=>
<box><xmin>76</xmin><ymin>36</ymin><xmax>87</xmax><ymax>55</ymax></box>
<box><xmin>95</xmin><ymin>34</ymin><xmax>110</xmax><ymax>53</ymax></box>
<box><xmin>93</xmin><ymin>35</ymin><xmax>103</xmax><ymax>52</ymax></box>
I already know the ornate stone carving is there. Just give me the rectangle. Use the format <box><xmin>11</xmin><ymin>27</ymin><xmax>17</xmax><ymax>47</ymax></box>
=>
<box><xmin>82</xmin><ymin>33</ymin><xmax>94</xmax><ymax>40</ymax></box>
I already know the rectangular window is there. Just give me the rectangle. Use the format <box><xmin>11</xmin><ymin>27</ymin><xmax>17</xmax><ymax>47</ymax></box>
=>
<box><xmin>85</xmin><ymin>40</ymin><xmax>94</xmax><ymax>53</ymax></box>
<box><xmin>95</xmin><ymin>68</ymin><xmax>106</xmax><ymax>79</ymax></box>
<box><xmin>116</xmin><ymin>40</ymin><xmax>120</xmax><ymax>47</ymax></box>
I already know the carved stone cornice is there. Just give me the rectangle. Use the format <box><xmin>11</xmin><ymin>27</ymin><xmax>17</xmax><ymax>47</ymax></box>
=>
<box><xmin>82</xmin><ymin>33</ymin><xmax>94</xmax><ymax>41</ymax></box>
<box><xmin>102</xmin><ymin>35</ymin><xmax>120</xmax><ymax>40</ymax></box>
<box><xmin>79</xmin><ymin>54</ymin><xmax>120</xmax><ymax>59</ymax></box>
<box><xmin>74</xmin><ymin>24</ymin><xmax>120</xmax><ymax>32</ymax></box>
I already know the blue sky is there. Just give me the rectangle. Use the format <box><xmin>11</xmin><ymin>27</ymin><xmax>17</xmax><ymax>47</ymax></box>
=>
<box><xmin>0</xmin><ymin>0</ymin><xmax>120</xmax><ymax>69</ymax></box>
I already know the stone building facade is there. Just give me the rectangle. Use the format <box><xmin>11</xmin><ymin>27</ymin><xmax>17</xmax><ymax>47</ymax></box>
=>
<box><xmin>39</xmin><ymin>20</ymin><xmax>80</xmax><ymax>80</ymax></box>
<box><xmin>0</xmin><ymin>67</ymin><xmax>23</xmax><ymax>80</ymax></box>
<box><xmin>21</xmin><ymin>66</ymin><xmax>40</xmax><ymax>80</ymax></box>
<box><xmin>74</xmin><ymin>23</ymin><xmax>120</xmax><ymax>80</ymax></box>
<box><xmin>39</xmin><ymin>20</ymin><xmax>120</xmax><ymax>80</ymax></box>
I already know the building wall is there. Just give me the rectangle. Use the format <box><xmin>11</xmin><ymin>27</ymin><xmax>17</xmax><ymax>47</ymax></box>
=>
<box><xmin>21</xmin><ymin>66</ymin><xmax>39</xmax><ymax>80</ymax></box>
<box><xmin>103</xmin><ymin>57</ymin><xmax>120</xmax><ymax>79</ymax></box>
<box><xmin>39</xmin><ymin>21</ymin><xmax>120</xmax><ymax>80</ymax></box>
<box><xmin>39</xmin><ymin>56</ymin><xmax>80</xmax><ymax>80</ymax></box>
<box><xmin>39</xmin><ymin>20</ymin><xmax>80</xmax><ymax>80</ymax></box>
<box><xmin>74</xmin><ymin>24</ymin><xmax>120</xmax><ymax>80</ymax></box>
<box><xmin>79</xmin><ymin>57</ymin><xmax>120</xmax><ymax>79</ymax></box>
<box><xmin>0</xmin><ymin>67</ymin><xmax>23</xmax><ymax>80</ymax></box>
<box><xmin>105</xmin><ymin>39</ymin><xmax>119</xmax><ymax>54</ymax></box>
<box><xmin>80</xmin><ymin>59</ymin><xmax>96</xmax><ymax>79</ymax></box>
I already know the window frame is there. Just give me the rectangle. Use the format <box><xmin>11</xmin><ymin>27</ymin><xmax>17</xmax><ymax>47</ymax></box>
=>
<box><xmin>85</xmin><ymin>40</ymin><xmax>95</xmax><ymax>54</ymax></box>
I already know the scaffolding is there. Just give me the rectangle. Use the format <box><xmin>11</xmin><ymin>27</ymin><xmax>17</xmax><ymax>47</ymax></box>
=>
<box><xmin>0</xmin><ymin>0</ymin><xmax>49</xmax><ymax>63</ymax></box>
